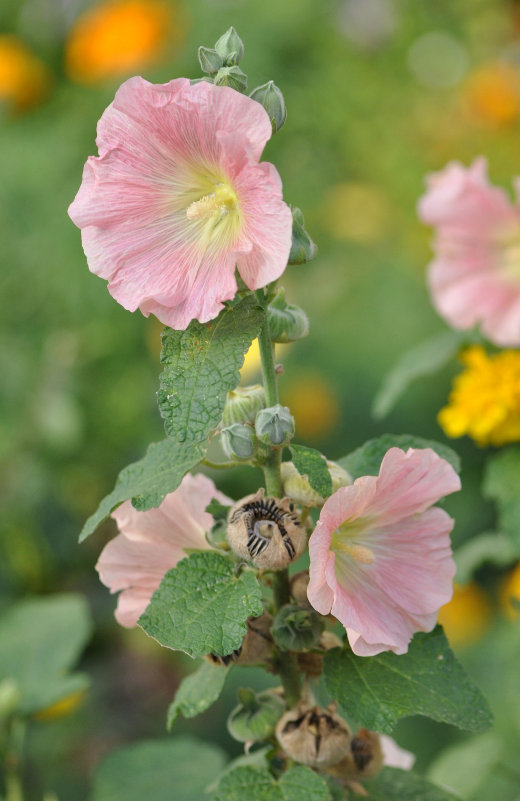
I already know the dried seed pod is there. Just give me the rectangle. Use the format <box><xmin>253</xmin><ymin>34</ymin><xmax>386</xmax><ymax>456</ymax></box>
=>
<box><xmin>203</xmin><ymin>612</ymin><xmax>274</xmax><ymax>668</ymax></box>
<box><xmin>297</xmin><ymin>630</ymin><xmax>343</xmax><ymax>678</ymax></box>
<box><xmin>227</xmin><ymin>489</ymin><xmax>305</xmax><ymax>570</ymax></box>
<box><xmin>276</xmin><ymin>703</ymin><xmax>351</xmax><ymax>768</ymax></box>
<box><xmin>328</xmin><ymin>728</ymin><xmax>384</xmax><ymax>782</ymax></box>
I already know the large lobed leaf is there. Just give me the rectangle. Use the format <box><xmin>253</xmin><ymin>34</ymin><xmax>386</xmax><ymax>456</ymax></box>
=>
<box><xmin>323</xmin><ymin>627</ymin><xmax>492</xmax><ymax>734</ymax></box>
<box><xmin>483</xmin><ymin>445</ymin><xmax>520</xmax><ymax>554</ymax></box>
<box><xmin>339</xmin><ymin>433</ymin><xmax>460</xmax><ymax>479</ymax></box>
<box><xmin>167</xmin><ymin>661</ymin><xmax>229</xmax><ymax>729</ymax></box>
<box><xmin>0</xmin><ymin>594</ymin><xmax>92</xmax><ymax>715</ymax></box>
<box><xmin>139</xmin><ymin>551</ymin><xmax>263</xmax><ymax>658</ymax></box>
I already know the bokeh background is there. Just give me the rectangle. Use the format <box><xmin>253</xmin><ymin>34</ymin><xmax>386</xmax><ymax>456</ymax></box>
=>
<box><xmin>2</xmin><ymin>0</ymin><xmax>520</xmax><ymax>798</ymax></box>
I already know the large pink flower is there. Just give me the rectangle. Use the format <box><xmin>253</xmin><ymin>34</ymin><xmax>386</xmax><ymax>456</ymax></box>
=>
<box><xmin>96</xmin><ymin>473</ymin><xmax>231</xmax><ymax>627</ymax></box>
<box><xmin>307</xmin><ymin>448</ymin><xmax>460</xmax><ymax>656</ymax></box>
<box><xmin>68</xmin><ymin>76</ymin><xmax>292</xmax><ymax>329</ymax></box>
<box><xmin>418</xmin><ymin>157</ymin><xmax>520</xmax><ymax>346</ymax></box>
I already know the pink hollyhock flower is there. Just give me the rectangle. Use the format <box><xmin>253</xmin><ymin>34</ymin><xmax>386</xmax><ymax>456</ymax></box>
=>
<box><xmin>380</xmin><ymin>735</ymin><xmax>415</xmax><ymax>770</ymax></box>
<box><xmin>418</xmin><ymin>157</ymin><xmax>520</xmax><ymax>347</ymax></box>
<box><xmin>68</xmin><ymin>76</ymin><xmax>292</xmax><ymax>329</ymax></box>
<box><xmin>96</xmin><ymin>473</ymin><xmax>231</xmax><ymax>627</ymax></box>
<box><xmin>307</xmin><ymin>448</ymin><xmax>460</xmax><ymax>656</ymax></box>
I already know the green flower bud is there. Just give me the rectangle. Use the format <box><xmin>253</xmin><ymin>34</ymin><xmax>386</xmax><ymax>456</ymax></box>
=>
<box><xmin>223</xmin><ymin>384</ymin><xmax>266</xmax><ymax>426</ymax></box>
<box><xmin>267</xmin><ymin>288</ymin><xmax>309</xmax><ymax>343</ymax></box>
<box><xmin>281</xmin><ymin>459</ymin><xmax>352</xmax><ymax>508</ymax></box>
<box><xmin>215</xmin><ymin>27</ymin><xmax>245</xmax><ymax>66</ymax></box>
<box><xmin>214</xmin><ymin>65</ymin><xmax>248</xmax><ymax>92</ymax></box>
<box><xmin>255</xmin><ymin>404</ymin><xmax>295</xmax><ymax>446</ymax></box>
<box><xmin>289</xmin><ymin>207</ymin><xmax>317</xmax><ymax>265</ymax></box>
<box><xmin>272</xmin><ymin>604</ymin><xmax>324</xmax><ymax>652</ymax></box>
<box><xmin>198</xmin><ymin>46</ymin><xmax>224</xmax><ymax>74</ymax></box>
<box><xmin>249</xmin><ymin>80</ymin><xmax>287</xmax><ymax>133</ymax></box>
<box><xmin>221</xmin><ymin>424</ymin><xmax>256</xmax><ymax>460</ymax></box>
<box><xmin>227</xmin><ymin>688</ymin><xmax>285</xmax><ymax>743</ymax></box>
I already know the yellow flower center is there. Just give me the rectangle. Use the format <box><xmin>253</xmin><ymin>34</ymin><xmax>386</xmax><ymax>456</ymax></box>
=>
<box><xmin>331</xmin><ymin>520</ymin><xmax>375</xmax><ymax>565</ymax></box>
<box><xmin>186</xmin><ymin>183</ymin><xmax>238</xmax><ymax>222</ymax></box>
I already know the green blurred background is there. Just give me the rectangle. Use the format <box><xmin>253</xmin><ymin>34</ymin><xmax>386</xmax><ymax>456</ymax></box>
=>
<box><xmin>2</xmin><ymin>0</ymin><xmax>520</xmax><ymax>798</ymax></box>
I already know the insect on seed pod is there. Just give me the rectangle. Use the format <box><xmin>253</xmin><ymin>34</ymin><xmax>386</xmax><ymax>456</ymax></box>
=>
<box><xmin>226</xmin><ymin>489</ymin><xmax>305</xmax><ymax>570</ymax></box>
<box><xmin>276</xmin><ymin>703</ymin><xmax>351</xmax><ymax>768</ymax></box>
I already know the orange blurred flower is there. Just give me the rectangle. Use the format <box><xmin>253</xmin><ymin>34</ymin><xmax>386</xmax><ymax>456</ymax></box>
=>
<box><xmin>282</xmin><ymin>373</ymin><xmax>340</xmax><ymax>441</ymax></box>
<box><xmin>0</xmin><ymin>35</ymin><xmax>52</xmax><ymax>113</ymax></box>
<box><xmin>463</xmin><ymin>62</ymin><xmax>520</xmax><ymax>127</ymax></box>
<box><xmin>65</xmin><ymin>0</ymin><xmax>184</xmax><ymax>85</ymax></box>
<box><xmin>438</xmin><ymin>582</ymin><xmax>493</xmax><ymax>647</ymax></box>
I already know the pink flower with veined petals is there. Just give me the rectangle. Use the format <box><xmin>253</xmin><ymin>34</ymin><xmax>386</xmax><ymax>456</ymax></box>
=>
<box><xmin>68</xmin><ymin>76</ymin><xmax>292</xmax><ymax>329</ymax></box>
<box><xmin>96</xmin><ymin>473</ymin><xmax>231</xmax><ymax>627</ymax></box>
<box><xmin>418</xmin><ymin>157</ymin><xmax>520</xmax><ymax>347</ymax></box>
<box><xmin>307</xmin><ymin>448</ymin><xmax>461</xmax><ymax>656</ymax></box>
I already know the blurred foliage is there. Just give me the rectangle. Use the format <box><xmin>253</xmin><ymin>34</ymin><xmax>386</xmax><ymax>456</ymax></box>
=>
<box><xmin>2</xmin><ymin>0</ymin><xmax>520</xmax><ymax>798</ymax></box>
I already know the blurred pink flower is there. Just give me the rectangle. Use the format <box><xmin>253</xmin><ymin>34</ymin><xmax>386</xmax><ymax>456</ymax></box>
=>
<box><xmin>96</xmin><ymin>473</ymin><xmax>231</xmax><ymax>627</ymax></box>
<box><xmin>69</xmin><ymin>76</ymin><xmax>292</xmax><ymax>329</ymax></box>
<box><xmin>380</xmin><ymin>735</ymin><xmax>415</xmax><ymax>770</ymax></box>
<box><xmin>307</xmin><ymin>448</ymin><xmax>460</xmax><ymax>656</ymax></box>
<box><xmin>418</xmin><ymin>157</ymin><xmax>520</xmax><ymax>346</ymax></box>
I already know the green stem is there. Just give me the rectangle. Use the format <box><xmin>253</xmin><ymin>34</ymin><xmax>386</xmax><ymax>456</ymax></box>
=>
<box><xmin>257</xmin><ymin>290</ymin><xmax>301</xmax><ymax>708</ymax></box>
<box><xmin>4</xmin><ymin>719</ymin><xmax>25</xmax><ymax>801</ymax></box>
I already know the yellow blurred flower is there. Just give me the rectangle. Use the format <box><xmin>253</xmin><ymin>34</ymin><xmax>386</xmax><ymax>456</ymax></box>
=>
<box><xmin>240</xmin><ymin>339</ymin><xmax>291</xmax><ymax>383</ymax></box>
<box><xmin>438</xmin><ymin>346</ymin><xmax>520</xmax><ymax>446</ymax></box>
<box><xmin>463</xmin><ymin>62</ymin><xmax>520</xmax><ymax>127</ymax></box>
<box><xmin>65</xmin><ymin>0</ymin><xmax>183</xmax><ymax>85</ymax></box>
<box><xmin>34</xmin><ymin>688</ymin><xmax>86</xmax><ymax>721</ymax></box>
<box><xmin>499</xmin><ymin>563</ymin><xmax>520</xmax><ymax>619</ymax></box>
<box><xmin>0</xmin><ymin>35</ymin><xmax>52</xmax><ymax>113</ymax></box>
<box><xmin>323</xmin><ymin>182</ymin><xmax>390</xmax><ymax>244</ymax></box>
<box><xmin>438</xmin><ymin>582</ymin><xmax>492</xmax><ymax>647</ymax></box>
<box><xmin>282</xmin><ymin>372</ymin><xmax>340</xmax><ymax>441</ymax></box>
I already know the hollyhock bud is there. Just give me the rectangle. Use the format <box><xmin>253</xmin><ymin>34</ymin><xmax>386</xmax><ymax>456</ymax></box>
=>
<box><xmin>276</xmin><ymin>704</ymin><xmax>351</xmax><ymax>768</ymax></box>
<box><xmin>221</xmin><ymin>424</ymin><xmax>257</xmax><ymax>460</ymax></box>
<box><xmin>215</xmin><ymin>26</ymin><xmax>245</xmax><ymax>66</ymax></box>
<box><xmin>227</xmin><ymin>489</ymin><xmax>305</xmax><ymax>570</ymax></box>
<box><xmin>214</xmin><ymin>65</ymin><xmax>247</xmax><ymax>92</ymax></box>
<box><xmin>198</xmin><ymin>46</ymin><xmax>223</xmax><ymax>74</ymax></box>
<box><xmin>227</xmin><ymin>688</ymin><xmax>285</xmax><ymax>743</ymax></box>
<box><xmin>271</xmin><ymin>604</ymin><xmax>324</xmax><ymax>651</ymax></box>
<box><xmin>267</xmin><ymin>288</ymin><xmax>310</xmax><ymax>343</ymax></box>
<box><xmin>222</xmin><ymin>385</ymin><xmax>266</xmax><ymax>426</ymax></box>
<box><xmin>289</xmin><ymin>207</ymin><xmax>317</xmax><ymax>265</ymax></box>
<box><xmin>255</xmin><ymin>404</ymin><xmax>295</xmax><ymax>446</ymax></box>
<box><xmin>250</xmin><ymin>80</ymin><xmax>287</xmax><ymax>133</ymax></box>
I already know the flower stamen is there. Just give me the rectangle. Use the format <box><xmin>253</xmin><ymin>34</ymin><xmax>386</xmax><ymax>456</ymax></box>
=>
<box><xmin>186</xmin><ymin>183</ymin><xmax>238</xmax><ymax>221</ymax></box>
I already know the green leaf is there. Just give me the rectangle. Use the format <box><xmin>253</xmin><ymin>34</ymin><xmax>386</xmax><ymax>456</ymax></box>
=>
<box><xmin>213</xmin><ymin>765</ymin><xmax>331</xmax><ymax>801</ymax></box>
<box><xmin>427</xmin><ymin>732</ymin><xmax>502</xmax><ymax>800</ymax></box>
<box><xmin>483</xmin><ymin>446</ymin><xmax>520</xmax><ymax>554</ymax></box>
<box><xmin>139</xmin><ymin>552</ymin><xmax>263</xmax><ymax>658</ymax></box>
<box><xmin>339</xmin><ymin>433</ymin><xmax>460</xmax><ymax>479</ymax></box>
<box><xmin>158</xmin><ymin>296</ymin><xmax>264</xmax><ymax>443</ymax></box>
<box><xmin>167</xmin><ymin>661</ymin><xmax>229</xmax><ymax>729</ymax></box>
<box><xmin>363</xmin><ymin>767</ymin><xmax>461</xmax><ymax>800</ymax></box>
<box><xmin>79</xmin><ymin>438</ymin><xmax>204</xmax><ymax>541</ymax></box>
<box><xmin>89</xmin><ymin>736</ymin><xmax>226</xmax><ymax>801</ymax></box>
<box><xmin>206</xmin><ymin>499</ymin><xmax>232</xmax><ymax>522</ymax></box>
<box><xmin>289</xmin><ymin>445</ymin><xmax>332</xmax><ymax>498</ymax></box>
<box><xmin>372</xmin><ymin>330</ymin><xmax>466</xmax><ymax>420</ymax></box>
<box><xmin>0</xmin><ymin>594</ymin><xmax>92</xmax><ymax>715</ymax></box>
<box><xmin>455</xmin><ymin>532</ymin><xmax>517</xmax><ymax>583</ymax></box>
<box><xmin>323</xmin><ymin>627</ymin><xmax>492</xmax><ymax>734</ymax></box>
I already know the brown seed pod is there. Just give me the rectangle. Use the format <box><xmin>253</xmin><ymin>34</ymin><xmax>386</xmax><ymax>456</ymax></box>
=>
<box><xmin>227</xmin><ymin>489</ymin><xmax>305</xmax><ymax>570</ymax></box>
<box><xmin>290</xmin><ymin>570</ymin><xmax>311</xmax><ymax>606</ymax></box>
<box><xmin>276</xmin><ymin>703</ymin><xmax>351</xmax><ymax>768</ymax></box>
<box><xmin>204</xmin><ymin>612</ymin><xmax>274</xmax><ymax>668</ymax></box>
<box><xmin>328</xmin><ymin>728</ymin><xmax>384</xmax><ymax>783</ymax></box>
<box><xmin>297</xmin><ymin>630</ymin><xmax>343</xmax><ymax>678</ymax></box>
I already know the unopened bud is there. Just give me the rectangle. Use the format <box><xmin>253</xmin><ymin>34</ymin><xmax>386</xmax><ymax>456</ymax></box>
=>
<box><xmin>267</xmin><ymin>288</ymin><xmax>309</xmax><ymax>343</ymax></box>
<box><xmin>198</xmin><ymin>46</ymin><xmax>224</xmax><ymax>74</ymax></box>
<box><xmin>250</xmin><ymin>80</ymin><xmax>287</xmax><ymax>133</ymax></box>
<box><xmin>215</xmin><ymin>27</ymin><xmax>245</xmax><ymax>66</ymax></box>
<box><xmin>214</xmin><ymin>65</ymin><xmax>247</xmax><ymax>92</ymax></box>
<box><xmin>223</xmin><ymin>384</ymin><xmax>266</xmax><ymax>426</ymax></box>
<box><xmin>276</xmin><ymin>703</ymin><xmax>351</xmax><ymax>768</ymax></box>
<box><xmin>328</xmin><ymin>728</ymin><xmax>384</xmax><ymax>782</ymax></box>
<box><xmin>281</xmin><ymin>459</ymin><xmax>352</xmax><ymax>507</ymax></box>
<box><xmin>227</xmin><ymin>688</ymin><xmax>285</xmax><ymax>743</ymax></box>
<box><xmin>289</xmin><ymin>207</ymin><xmax>317</xmax><ymax>265</ymax></box>
<box><xmin>221</xmin><ymin>424</ymin><xmax>256</xmax><ymax>460</ymax></box>
<box><xmin>255</xmin><ymin>404</ymin><xmax>294</xmax><ymax>447</ymax></box>
<box><xmin>227</xmin><ymin>489</ymin><xmax>305</xmax><ymax>570</ymax></box>
<box><xmin>272</xmin><ymin>604</ymin><xmax>324</xmax><ymax>651</ymax></box>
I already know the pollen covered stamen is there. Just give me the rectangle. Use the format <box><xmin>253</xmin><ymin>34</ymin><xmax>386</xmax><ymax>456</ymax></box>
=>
<box><xmin>186</xmin><ymin>182</ymin><xmax>238</xmax><ymax>221</ymax></box>
<box><xmin>332</xmin><ymin>522</ymin><xmax>375</xmax><ymax>565</ymax></box>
